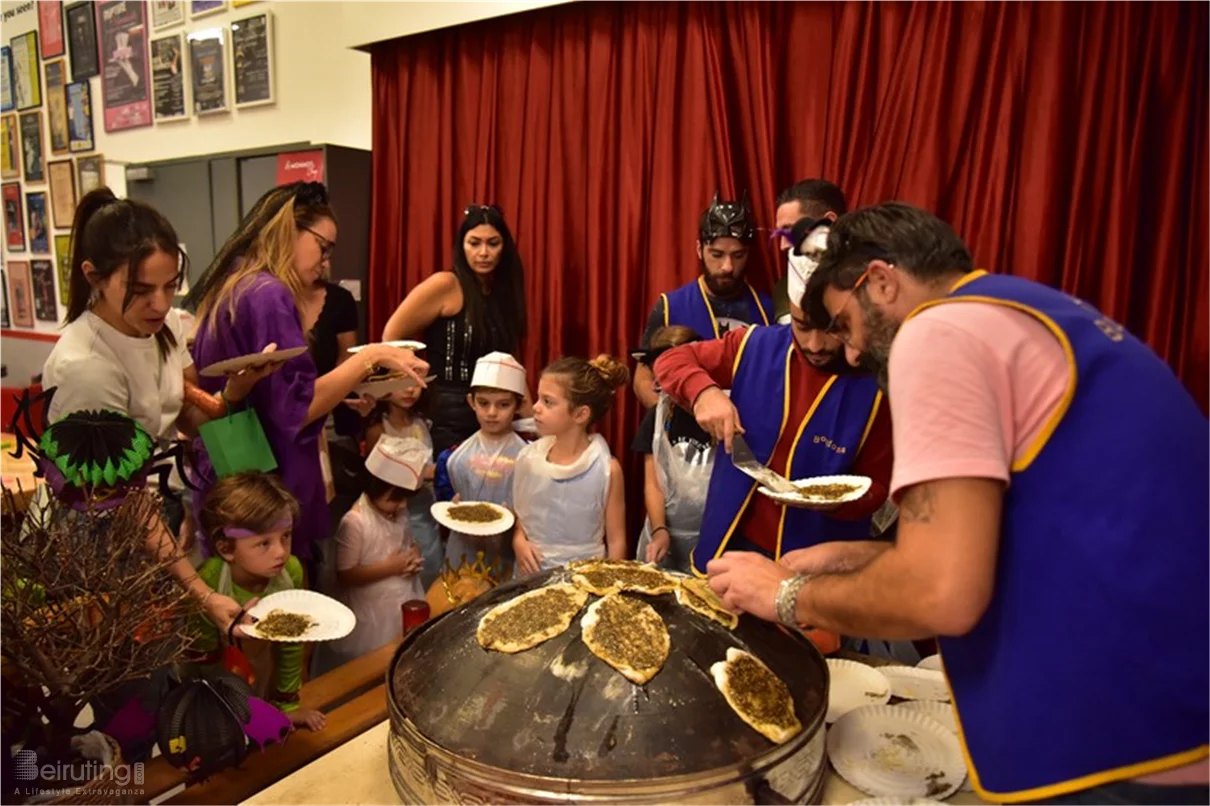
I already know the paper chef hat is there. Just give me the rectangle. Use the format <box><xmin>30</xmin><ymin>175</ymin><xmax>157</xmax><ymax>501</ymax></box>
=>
<box><xmin>470</xmin><ymin>352</ymin><xmax>527</xmax><ymax>397</ymax></box>
<box><xmin>365</xmin><ymin>436</ymin><xmax>429</xmax><ymax>491</ymax></box>
<box><xmin>786</xmin><ymin>225</ymin><xmax>831</xmax><ymax>313</ymax></box>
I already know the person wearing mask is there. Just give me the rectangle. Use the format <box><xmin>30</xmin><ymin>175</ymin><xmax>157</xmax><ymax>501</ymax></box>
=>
<box><xmin>632</xmin><ymin>194</ymin><xmax>773</xmax><ymax>409</ymax></box>
<box><xmin>771</xmin><ymin>179</ymin><xmax>849</xmax><ymax>325</ymax></box>
<box><xmin>709</xmin><ymin>202</ymin><xmax>1208</xmax><ymax>806</ymax></box>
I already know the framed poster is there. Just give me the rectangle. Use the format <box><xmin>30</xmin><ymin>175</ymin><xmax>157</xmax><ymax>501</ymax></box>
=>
<box><xmin>1</xmin><ymin>271</ymin><xmax>9</xmax><ymax>329</ymax></box>
<box><xmin>76</xmin><ymin>154</ymin><xmax>103</xmax><ymax>193</ymax></box>
<box><xmin>19</xmin><ymin>111</ymin><xmax>45</xmax><ymax>183</ymax></box>
<box><xmin>3</xmin><ymin>182</ymin><xmax>24</xmax><ymax>251</ymax></box>
<box><xmin>187</xmin><ymin>28</ymin><xmax>228</xmax><ymax>115</ymax></box>
<box><xmin>150</xmin><ymin>32</ymin><xmax>187</xmax><ymax>121</ymax></box>
<box><xmin>1</xmin><ymin>47</ymin><xmax>12</xmax><ymax>113</ymax></box>
<box><xmin>40</xmin><ymin>1</ymin><xmax>67</xmax><ymax>59</ymax></box>
<box><xmin>48</xmin><ymin>160</ymin><xmax>76</xmax><ymax>228</ymax></box>
<box><xmin>8</xmin><ymin>260</ymin><xmax>33</xmax><ymax>327</ymax></box>
<box><xmin>190</xmin><ymin>1</ymin><xmax>227</xmax><ymax>19</ymax></box>
<box><xmin>10</xmin><ymin>31</ymin><xmax>41</xmax><ymax>111</ymax></box>
<box><xmin>26</xmin><ymin>191</ymin><xmax>49</xmax><ymax>253</ymax></box>
<box><xmin>31</xmin><ymin>259</ymin><xmax>57</xmax><ymax>322</ymax></box>
<box><xmin>231</xmin><ymin>11</ymin><xmax>273</xmax><ymax>108</ymax></box>
<box><xmin>0</xmin><ymin>114</ymin><xmax>17</xmax><ymax>179</ymax></box>
<box><xmin>151</xmin><ymin>1</ymin><xmax>186</xmax><ymax>30</ymax></box>
<box><xmin>67</xmin><ymin>80</ymin><xmax>94</xmax><ymax>152</ymax></box>
<box><xmin>66</xmin><ymin>2</ymin><xmax>101</xmax><ymax>81</ymax></box>
<box><xmin>96</xmin><ymin>0</ymin><xmax>152</xmax><ymax>132</ymax></box>
<box><xmin>45</xmin><ymin>60</ymin><xmax>71</xmax><ymax>154</ymax></box>
<box><xmin>54</xmin><ymin>233</ymin><xmax>72</xmax><ymax>305</ymax></box>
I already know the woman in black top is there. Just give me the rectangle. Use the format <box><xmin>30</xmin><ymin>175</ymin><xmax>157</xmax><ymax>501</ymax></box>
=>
<box><xmin>382</xmin><ymin>206</ymin><xmax>527</xmax><ymax>452</ymax></box>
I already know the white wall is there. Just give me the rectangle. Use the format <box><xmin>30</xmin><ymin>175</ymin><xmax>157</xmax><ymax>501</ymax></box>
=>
<box><xmin>339</xmin><ymin>0</ymin><xmax>573</xmax><ymax>50</ymax></box>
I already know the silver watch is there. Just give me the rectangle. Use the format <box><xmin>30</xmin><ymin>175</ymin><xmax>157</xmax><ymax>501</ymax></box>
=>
<box><xmin>775</xmin><ymin>574</ymin><xmax>811</xmax><ymax>629</ymax></box>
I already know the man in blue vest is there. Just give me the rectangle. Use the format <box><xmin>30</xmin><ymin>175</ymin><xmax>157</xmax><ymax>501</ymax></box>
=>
<box><xmin>632</xmin><ymin>194</ymin><xmax>775</xmax><ymax>408</ymax></box>
<box><xmin>707</xmin><ymin>202</ymin><xmax>1209</xmax><ymax>806</ymax></box>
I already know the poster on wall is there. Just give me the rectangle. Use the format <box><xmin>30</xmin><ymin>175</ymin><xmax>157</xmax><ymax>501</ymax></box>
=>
<box><xmin>45</xmin><ymin>60</ymin><xmax>71</xmax><ymax>155</ymax></box>
<box><xmin>76</xmin><ymin>154</ymin><xmax>103</xmax><ymax>193</ymax></box>
<box><xmin>48</xmin><ymin>160</ymin><xmax>76</xmax><ymax>229</ymax></box>
<box><xmin>19</xmin><ymin>111</ymin><xmax>45</xmax><ymax>183</ymax></box>
<box><xmin>54</xmin><ymin>233</ymin><xmax>72</xmax><ymax>305</ymax></box>
<box><xmin>3</xmin><ymin>182</ymin><xmax>24</xmax><ymax>251</ymax></box>
<box><xmin>67</xmin><ymin>81</ymin><xmax>94</xmax><ymax>152</ymax></box>
<box><xmin>31</xmin><ymin>259</ymin><xmax>57</xmax><ymax>322</ymax></box>
<box><xmin>190</xmin><ymin>1</ymin><xmax>227</xmax><ymax>19</ymax></box>
<box><xmin>8</xmin><ymin>260</ymin><xmax>33</xmax><ymax>327</ymax></box>
<box><xmin>1</xmin><ymin>271</ymin><xmax>9</xmax><ymax>329</ymax></box>
<box><xmin>39</xmin><ymin>1</ymin><xmax>67</xmax><ymax>59</ymax></box>
<box><xmin>1</xmin><ymin>47</ymin><xmax>13</xmax><ymax>113</ymax></box>
<box><xmin>151</xmin><ymin>1</ymin><xmax>186</xmax><ymax>30</ymax></box>
<box><xmin>66</xmin><ymin>2</ymin><xmax>101</xmax><ymax>81</ymax></box>
<box><xmin>10</xmin><ymin>31</ymin><xmax>41</xmax><ymax>111</ymax></box>
<box><xmin>187</xmin><ymin>27</ymin><xmax>228</xmax><ymax>115</ymax></box>
<box><xmin>276</xmin><ymin>150</ymin><xmax>324</xmax><ymax>185</ymax></box>
<box><xmin>151</xmin><ymin>32</ymin><xmax>187</xmax><ymax>121</ymax></box>
<box><xmin>231</xmin><ymin>11</ymin><xmax>273</xmax><ymax>108</ymax></box>
<box><xmin>25</xmin><ymin>192</ymin><xmax>49</xmax><ymax>253</ymax></box>
<box><xmin>96</xmin><ymin>0</ymin><xmax>152</xmax><ymax>132</ymax></box>
<box><xmin>0</xmin><ymin>115</ymin><xmax>17</xmax><ymax>179</ymax></box>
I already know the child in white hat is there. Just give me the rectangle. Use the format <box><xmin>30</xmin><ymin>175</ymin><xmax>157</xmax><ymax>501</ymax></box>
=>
<box><xmin>434</xmin><ymin>352</ymin><xmax>529</xmax><ymax>570</ymax></box>
<box><xmin>328</xmin><ymin>436</ymin><xmax>429</xmax><ymax>665</ymax></box>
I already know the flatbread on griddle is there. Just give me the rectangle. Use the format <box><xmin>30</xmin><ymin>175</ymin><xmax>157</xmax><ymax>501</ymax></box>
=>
<box><xmin>676</xmin><ymin>577</ymin><xmax>738</xmax><ymax>629</ymax></box>
<box><xmin>711</xmin><ymin>647</ymin><xmax>801</xmax><ymax>744</ymax></box>
<box><xmin>476</xmin><ymin>584</ymin><xmax>589</xmax><ymax>653</ymax></box>
<box><xmin>572</xmin><ymin>559</ymin><xmax>678</xmax><ymax>596</ymax></box>
<box><xmin>580</xmin><ymin>593</ymin><xmax>670</xmax><ymax>684</ymax></box>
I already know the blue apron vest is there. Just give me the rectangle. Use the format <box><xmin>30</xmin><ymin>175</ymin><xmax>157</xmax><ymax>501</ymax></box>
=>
<box><xmin>922</xmin><ymin>272</ymin><xmax>1209</xmax><ymax>802</ymax></box>
<box><xmin>663</xmin><ymin>276</ymin><xmax>772</xmax><ymax>340</ymax></box>
<box><xmin>690</xmin><ymin>325</ymin><xmax>882</xmax><ymax>575</ymax></box>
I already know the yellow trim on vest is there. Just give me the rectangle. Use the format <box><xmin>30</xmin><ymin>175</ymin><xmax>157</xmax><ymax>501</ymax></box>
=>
<box><xmin>747</xmin><ymin>283</ymin><xmax>771</xmax><ymax>326</ymax></box>
<box><xmin>856</xmin><ymin>390</ymin><xmax>883</xmax><ymax>455</ymax></box>
<box><xmin>773</xmin><ymin>375</ymin><xmax>839</xmax><ymax>559</ymax></box>
<box><xmin>730</xmin><ymin>325</ymin><xmax>758</xmax><ymax>380</ymax></box>
<box><xmin>695</xmin><ymin>276</ymin><xmax>721</xmax><ymax>339</ymax></box>
<box><xmin>660</xmin><ymin>293</ymin><xmax>671</xmax><ymax>328</ymax></box>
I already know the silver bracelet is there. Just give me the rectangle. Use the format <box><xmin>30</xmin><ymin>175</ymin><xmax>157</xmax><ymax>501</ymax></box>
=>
<box><xmin>775</xmin><ymin>574</ymin><xmax>811</xmax><ymax>629</ymax></box>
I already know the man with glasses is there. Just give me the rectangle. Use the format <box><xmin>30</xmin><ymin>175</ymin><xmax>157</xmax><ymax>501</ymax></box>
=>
<box><xmin>707</xmin><ymin>201</ymin><xmax>1208</xmax><ymax>806</ymax></box>
<box><xmin>632</xmin><ymin>194</ymin><xmax>775</xmax><ymax>408</ymax></box>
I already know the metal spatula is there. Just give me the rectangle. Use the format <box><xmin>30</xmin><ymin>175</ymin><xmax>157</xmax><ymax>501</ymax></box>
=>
<box><xmin>730</xmin><ymin>435</ymin><xmax>800</xmax><ymax>494</ymax></box>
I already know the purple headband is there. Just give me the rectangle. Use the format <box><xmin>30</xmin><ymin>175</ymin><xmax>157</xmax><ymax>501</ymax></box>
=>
<box><xmin>223</xmin><ymin>518</ymin><xmax>292</xmax><ymax>540</ymax></box>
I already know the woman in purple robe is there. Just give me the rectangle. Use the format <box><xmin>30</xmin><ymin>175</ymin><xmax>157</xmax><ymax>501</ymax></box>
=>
<box><xmin>186</xmin><ymin>182</ymin><xmax>427</xmax><ymax>563</ymax></box>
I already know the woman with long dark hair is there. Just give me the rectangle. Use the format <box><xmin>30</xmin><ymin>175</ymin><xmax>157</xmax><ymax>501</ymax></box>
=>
<box><xmin>383</xmin><ymin>205</ymin><xmax>528</xmax><ymax>451</ymax></box>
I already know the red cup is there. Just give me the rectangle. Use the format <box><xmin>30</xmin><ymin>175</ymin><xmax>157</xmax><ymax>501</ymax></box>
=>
<box><xmin>402</xmin><ymin>600</ymin><xmax>430</xmax><ymax>634</ymax></box>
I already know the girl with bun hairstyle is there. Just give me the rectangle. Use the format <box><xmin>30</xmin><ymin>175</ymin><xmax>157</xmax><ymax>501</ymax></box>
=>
<box><xmin>511</xmin><ymin>355</ymin><xmax>629</xmax><ymax>575</ymax></box>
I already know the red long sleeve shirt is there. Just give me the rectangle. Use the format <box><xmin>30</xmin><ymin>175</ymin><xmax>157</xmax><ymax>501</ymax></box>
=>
<box><xmin>653</xmin><ymin>328</ymin><xmax>894</xmax><ymax>554</ymax></box>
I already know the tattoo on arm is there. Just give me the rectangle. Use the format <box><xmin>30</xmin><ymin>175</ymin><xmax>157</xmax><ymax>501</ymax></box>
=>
<box><xmin>899</xmin><ymin>483</ymin><xmax>936</xmax><ymax>524</ymax></box>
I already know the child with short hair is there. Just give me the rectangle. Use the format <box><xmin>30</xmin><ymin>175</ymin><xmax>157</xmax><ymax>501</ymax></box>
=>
<box><xmin>434</xmin><ymin>352</ymin><xmax>529</xmax><ymax>569</ymax></box>
<box><xmin>195</xmin><ymin>471</ymin><xmax>326</xmax><ymax>732</ymax></box>
<box><xmin>512</xmin><ymin>355</ymin><xmax>629</xmax><ymax>575</ymax></box>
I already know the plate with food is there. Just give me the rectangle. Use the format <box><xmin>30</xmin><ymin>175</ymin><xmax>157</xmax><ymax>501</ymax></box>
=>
<box><xmin>353</xmin><ymin>371</ymin><xmax>437</xmax><ymax>398</ymax></box>
<box><xmin>244</xmin><ymin>589</ymin><xmax>356</xmax><ymax>642</ymax></box>
<box><xmin>878</xmin><ymin>665</ymin><xmax>951</xmax><ymax>702</ymax></box>
<box><xmin>430</xmin><ymin>501</ymin><xmax>515</xmax><ymax>536</ymax></box>
<box><xmin>826</xmin><ymin>658</ymin><xmax>892</xmax><ymax>723</ymax></box>
<box><xmin>346</xmin><ymin>340</ymin><xmax>426</xmax><ymax>354</ymax></box>
<box><xmin>827</xmin><ymin>704</ymin><xmax>965</xmax><ymax>799</ymax></box>
<box><xmin>755</xmin><ymin>474</ymin><xmax>872</xmax><ymax>506</ymax></box>
<box><xmin>199</xmin><ymin>346</ymin><xmax>308</xmax><ymax>378</ymax></box>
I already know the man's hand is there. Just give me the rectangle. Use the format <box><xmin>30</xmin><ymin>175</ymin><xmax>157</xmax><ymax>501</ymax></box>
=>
<box><xmin>779</xmin><ymin>541</ymin><xmax>889</xmax><ymax>575</ymax></box>
<box><xmin>693</xmin><ymin>387</ymin><xmax>744</xmax><ymax>453</ymax></box>
<box><xmin>706</xmin><ymin>551</ymin><xmax>794</xmax><ymax>622</ymax></box>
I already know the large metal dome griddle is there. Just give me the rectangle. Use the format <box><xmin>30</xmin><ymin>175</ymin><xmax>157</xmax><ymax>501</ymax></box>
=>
<box><xmin>389</xmin><ymin>568</ymin><xmax>828</xmax><ymax>782</ymax></box>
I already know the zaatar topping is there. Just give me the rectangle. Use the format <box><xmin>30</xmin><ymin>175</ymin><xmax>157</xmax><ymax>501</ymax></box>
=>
<box><xmin>727</xmin><ymin>654</ymin><xmax>797</xmax><ymax>730</ymax></box>
<box><xmin>576</xmin><ymin>564</ymin><xmax>672</xmax><ymax>593</ymax></box>
<box><xmin>478</xmin><ymin>587</ymin><xmax>581</xmax><ymax>646</ymax></box>
<box><xmin>589</xmin><ymin>595</ymin><xmax>666</xmax><ymax>671</ymax></box>
<box><xmin>447</xmin><ymin>503</ymin><xmax>503</xmax><ymax>523</ymax></box>
<box><xmin>925</xmin><ymin>771</ymin><xmax>949</xmax><ymax>797</ymax></box>
<box><xmin>794</xmin><ymin>482</ymin><xmax>862</xmax><ymax>501</ymax></box>
<box><xmin>256</xmin><ymin>609</ymin><xmax>315</xmax><ymax>638</ymax></box>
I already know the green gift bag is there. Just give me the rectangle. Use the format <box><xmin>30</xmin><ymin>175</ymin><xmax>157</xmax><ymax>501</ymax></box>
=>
<box><xmin>198</xmin><ymin>408</ymin><xmax>278</xmax><ymax>478</ymax></box>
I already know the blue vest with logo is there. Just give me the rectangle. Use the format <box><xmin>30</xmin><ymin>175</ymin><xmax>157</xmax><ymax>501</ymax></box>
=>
<box><xmin>663</xmin><ymin>277</ymin><xmax>773</xmax><ymax>340</ymax></box>
<box><xmin>927</xmin><ymin>272</ymin><xmax>1209</xmax><ymax>802</ymax></box>
<box><xmin>690</xmin><ymin>325</ymin><xmax>882</xmax><ymax>575</ymax></box>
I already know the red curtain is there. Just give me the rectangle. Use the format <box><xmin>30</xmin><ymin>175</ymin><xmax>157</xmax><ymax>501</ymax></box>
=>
<box><xmin>368</xmin><ymin>1</ymin><xmax>1208</xmax><ymax>522</ymax></box>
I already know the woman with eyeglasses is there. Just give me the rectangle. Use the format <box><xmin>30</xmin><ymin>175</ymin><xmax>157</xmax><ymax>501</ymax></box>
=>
<box><xmin>186</xmin><ymin>182</ymin><xmax>429</xmax><ymax>566</ymax></box>
<box><xmin>383</xmin><ymin>204</ymin><xmax>529</xmax><ymax>452</ymax></box>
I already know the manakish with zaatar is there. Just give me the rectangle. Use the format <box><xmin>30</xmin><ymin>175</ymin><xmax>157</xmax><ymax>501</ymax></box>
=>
<box><xmin>571</xmin><ymin>558</ymin><xmax>678</xmax><ymax>596</ymax></box>
<box><xmin>675</xmin><ymin>577</ymin><xmax>738</xmax><ymax>629</ymax></box>
<box><xmin>476</xmin><ymin>584</ymin><xmax>590</xmax><ymax>653</ymax></box>
<box><xmin>711</xmin><ymin>647</ymin><xmax>802</xmax><ymax>744</ymax></box>
<box><xmin>580</xmin><ymin>592</ymin><xmax>670</xmax><ymax>684</ymax></box>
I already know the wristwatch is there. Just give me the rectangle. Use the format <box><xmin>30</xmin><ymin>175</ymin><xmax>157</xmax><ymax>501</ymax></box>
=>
<box><xmin>775</xmin><ymin>574</ymin><xmax>811</xmax><ymax>629</ymax></box>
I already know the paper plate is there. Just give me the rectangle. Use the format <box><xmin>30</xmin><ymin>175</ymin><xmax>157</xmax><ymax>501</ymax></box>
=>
<box><xmin>244</xmin><ymin>590</ymin><xmax>356</xmax><ymax>643</ymax></box>
<box><xmin>346</xmin><ymin>340</ymin><xmax>426</xmax><ymax>354</ymax></box>
<box><xmin>199</xmin><ymin>346</ymin><xmax>308</xmax><ymax>378</ymax></box>
<box><xmin>431</xmin><ymin>501</ymin><xmax>515</xmax><ymax>536</ymax></box>
<box><xmin>827</xmin><ymin>704</ymin><xmax>965</xmax><ymax>799</ymax></box>
<box><xmin>826</xmin><ymin>658</ymin><xmax>891</xmax><ymax>723</ymax></box>
<box><xmin>850</xmin><ymin>799</ymin><xmax>946</xmax><ymax>806</ymax></box>
<box><xmin>897</xmin><ymin>700</ymin><xmax>957</xmax><ymax>735</ymax></box>
<box><xmin>353</xmin><ymin>374</ymin><xmax>436</xmax><ymax>398</ymax></box>
<box><xmin>916</xmin><ymin>654</ymin><xmax>942</xmax><ymax>671</ymax></box>
<box><xmin>879</xmin><ymin>665</ymin><xmax>950</xmax><ymax>702</ymax></box>
<box><xmin>511</xmin><ymin>418</ymin><xmax>538</xmax><ymax>433</ymax></box>
<box><xmin>756</xmin><ymin>474</ymin><xmax>872</xmax><ymax>506</ymax></box>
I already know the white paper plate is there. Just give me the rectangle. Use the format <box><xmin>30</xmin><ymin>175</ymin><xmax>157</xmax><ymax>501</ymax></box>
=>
<box><xmin>756</xmin><ymin>474</ymin><xmax>872</xmax><ymax>506</ymax></box>
<box><xmin>431</xmin><ymin>501</ymin><xmax>515</xmax><ymax>536</ymax></box>
<box><xmin>897</xmin><ymin>700</ymin><xmax>957</xmax><ymax>735</ymax></box>
<box><xmin>850</xmin><ymin>799</ymin><xmax>946</xmax><ymax>806</ymax></box>
<box><xmin>347</xmin><ymin>340</ymin><xmax>427</xmax><ymax>354</ymax></box>
<box><xmin>353</xmin><ymin>373</ymin><xmax>436</xmax><ymax>398</ymax></box>
<box><xmin>244</xmin><ymin>590</ymin><xmax>356</xmax><ymax>643</ymax></box>
<box><xmin>827</xmin><ymin>659</ymin><xmax>891</xmax><ymax>723</ymax></box>
<box><xmin>199</xmin><ymin>346</ymin><xmax>308</xmax><ymax>377</ymax></box>
<box><xmin>827</xmin><ymin>705</ymin><xmax>965</xmax><ymax>799</ymax></box>
<box><xmin>511</xmin><ymin>417</ymin><xmax>538</xmax><ymax>433</ymax></box>
<box><xmin>916</xmin><ymin>654</ymin><xmax>942</xmax><ymax>671</ymax></box>
<box><xmin>879</xmin><ymin>665</ymin><xmax>950</xmax><ymax>702</ymax></box>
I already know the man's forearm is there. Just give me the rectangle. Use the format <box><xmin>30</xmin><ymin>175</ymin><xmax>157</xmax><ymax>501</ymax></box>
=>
<box><xmin>796</xmin><ymin>550</ymin><xmax>942</xmax><ymax>640</ymax></box>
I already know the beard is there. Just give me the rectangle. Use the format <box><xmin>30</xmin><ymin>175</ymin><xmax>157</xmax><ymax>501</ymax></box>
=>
<box><xmin>856</xmin><ymin>295</ymin><xmax>901</xmax><ymax>394</ymax></box>
<box><xmin>701</xmin><ymin>261</ymin><xmax>743</xmax><ymax>298</ymax></box>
